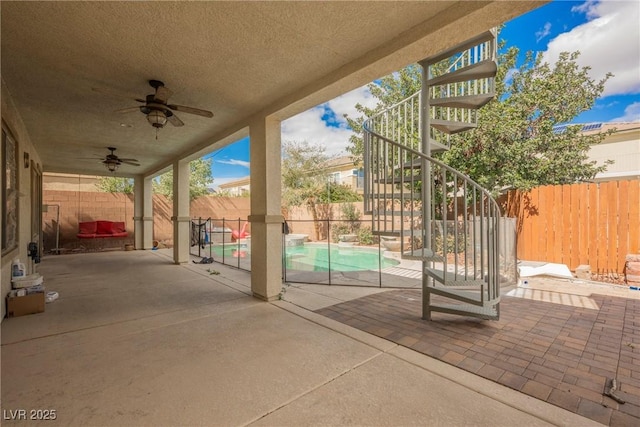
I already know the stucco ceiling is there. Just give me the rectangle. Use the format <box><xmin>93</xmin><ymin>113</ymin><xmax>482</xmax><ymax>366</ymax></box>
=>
<box><xmin>1</xmin><ymin>1</ymin><xmax>544</xmax><ymax>177</ymax></box>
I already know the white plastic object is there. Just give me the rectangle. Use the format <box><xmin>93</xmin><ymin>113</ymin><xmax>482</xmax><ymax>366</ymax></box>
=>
<box><xmin>11</xmin><ymin>273</ymin><xmax>43</xmax><ymax>288</ymax></box>
<box><xmin>46</xmin><ymin>291</ymin><xmax>59</xmax><ymax>303</ymax></box>
<box><xmin>11</xmin><ymin>259</ymin><xmax>26</xmax><ymax>278</ymax></box>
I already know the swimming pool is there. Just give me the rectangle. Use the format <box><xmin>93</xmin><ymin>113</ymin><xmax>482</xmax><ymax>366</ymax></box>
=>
<box><xmin>211</xmin><ymin>242</ymin><xmax>250</xmax><ymax>258</ymax></box>
<box><xmin>208</xmin><ymin>242</ymin><xmax>399</xmax><ymax>272</ymax></box>
<box><xmin>285</xmin><ymin>243</ymin><xmax>398</xmax><ymax>272</ymax></box>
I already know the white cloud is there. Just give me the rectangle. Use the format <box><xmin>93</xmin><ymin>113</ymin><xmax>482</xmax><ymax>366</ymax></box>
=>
<box><xmin>326</xmin><ymin>85</ymin><xmax>378</xmax><ymax>122</ymax></box>
<box><xmin>541</xmin><ymin>0</ymin><xmax>640</xmax><ymax>97</ymax></box>
<box><xmin>281</xmin><ymin>85</ymin><xmax>377</xmax><ymax>156</ymax></box>
<box><xmin>535</xmin><ymin>22</ymin><xmax>552</xmax><ymax>42</ymax></box>
<box><xmin>610</xmin><ymin>102</ymin><xmax>640</xmax><ymax>122</ymax></box>
<box><xmin>571</xmin><ymin>0</ymin><xmax>599</xmax><ymax>17</ymax></box>
<box><xmin>216</xmin><ymin>159</ymin><xmax>250</xmax><ymax>168</ymax></box>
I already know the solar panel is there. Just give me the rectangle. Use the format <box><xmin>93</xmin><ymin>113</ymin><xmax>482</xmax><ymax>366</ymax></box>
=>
<box><xmin>553</xmin><ymin>125</ymin><xmax>568</xmax><ymax>134</ymax></box>
<box><xmin>552</xmin><ymin>123</ymin><xmax>603</xmax><ymax>134</ymax></box>
<box><xmin>581</xmin><ymin>123</ymin><xmax>603</xmax><ymax>132</ymax></box>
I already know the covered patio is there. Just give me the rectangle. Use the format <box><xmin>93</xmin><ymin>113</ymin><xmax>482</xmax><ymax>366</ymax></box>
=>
<box><xmin>3</xmin><ymin>2</ymin><xmax>590</xmax><ymax>425</ymax></box>
<box><xmin>1</xmin><ymin>250</ymin><xmax>597</xmax><ymax>426</ymax></box>
<box><xmin>1</xmin><ymin>1</ymin><xmax>546</xmax><ymax>314</ymax></box>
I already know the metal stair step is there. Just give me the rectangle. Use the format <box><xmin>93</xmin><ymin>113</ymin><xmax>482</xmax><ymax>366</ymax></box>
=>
<box><xmin>425</xmin><ymin>267</ymin><xmax>486</xmax><ymax>286</ymax></box>
<box><xmin>367</xmin><ymin>193</ymin><xmax>422</xmax><ymax>200</ymax></box>
<box><xmin>426</xmin><ymin>60</ymin><xmax>497</xmax><ymax>86</ymax></box>
<box><xmin>372</xmin><ymin>230</ymin><xmax>420</xmax><ymax>237</ymax></box>
<box><xmin>422</xmin><ymin>29</ymin><xmax>495</xmax><ymax>66</ymax></box>
<box><xmin>403</xmin><ymin>255</ymin><xmax>445</xmax><ymax>262</ymax></box>
<box><xmin>430</xmin><ymin>93</ymin><xmax>495</xmax><ymax>109</ymax></box>
<box><xmin>375</xmin><ymin>139</ymin><xmax>449</xmax><ymax>152</ymax></box>
<box><xmin>400</xmin><ymin>159</ymin><xmax>426</xmax><ymax>170</ymax></box>
<box><xmin>427</xmin><ymin>286</ymin><xmax>496</xmax><ymax>306</ymax></box>
<box><xmin>431</xmin><ymin>119</ymin><xmax>476</xmax><ymax>135</ymax></box>
<box><xmin>402</xmin><ymin>248</ymin><xmax>445</xmax><ymax>262</ymax></box>
<box><xmin>372</xmin><ymin>210</ymin><xmax>420</xmax><ymax>217</ymax></box>
<box><xmin>428</xmin><ymin>302</ymin><xmax>499</xmax><ymax>320</ymax></box>
<box><xmin>373</xmin><ymin>175</ymin><xmax>421</xmax><ymax>184</ymax></box>
<box><xmin>430</xmin><ymin>138</ymin><xmax>450</xmax><ymax>152</ymax></box>
<box><xmin>372</xmin><ymin>231</ymin><xmax>403</xmax><ymax>238</ymax></box>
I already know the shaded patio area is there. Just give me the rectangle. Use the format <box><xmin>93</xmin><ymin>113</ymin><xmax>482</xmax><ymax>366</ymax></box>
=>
<box><xmin>1</xmin><ymin>250</ymin><xmax>597</xmax><ymax>426</ymax></box>
<box><xmin>315</xmin><ymin>281</ymin><xmax>640</xmax><ymax>426</ymax></box>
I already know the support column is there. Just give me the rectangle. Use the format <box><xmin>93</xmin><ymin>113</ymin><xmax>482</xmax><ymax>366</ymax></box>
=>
<box><xmin>249</xmin><ymin>115</ymin><xmax>283</xmax><ymax>301</ymax></box>
<box><xmin>172</xmin><ymin>160</ymin><xmax>190</xmax><ymax>264</ymax></box>
<box><xmin>419</xmin><ymin>58</ymin><xmax>433</xmax><ymax>320</ymax></box>
<box><xmin>133</xmin><ymin>175</ymin><xmax>154</xmax><ymax>250</ymax></box>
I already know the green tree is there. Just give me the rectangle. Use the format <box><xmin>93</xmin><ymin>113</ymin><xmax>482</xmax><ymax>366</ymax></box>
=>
<box><xmin>345</xmin><ymin>45</ymin><xmax>613</xmax><ymax>194</ymax></box>
<box><xmin>319</xmin><ymin>182</ymin><xmax>362</xmax><ymax>204</ymax></box>
<box><xmin>153</xmin><ymin>157</ymin><xmax>214</xmax><ymax>200</ymax></box>
<box><xmin>282</xmin><ymin>141</ymin><xmax>330</xmax><ymax>240</ymax></box>
<box><xmin>281</xmin><ymin>141</ymin><xmax>361</xmax><ymax>240</ymax></box>
<box><xmin>96</xmin><ymin>177</ymin><xmax>134</xmax><ymax>194</ymax></box>
<box><xmin>443</xmin><ymin>49</ymin><xmax>612</xmax><ymax>192</ymax></box>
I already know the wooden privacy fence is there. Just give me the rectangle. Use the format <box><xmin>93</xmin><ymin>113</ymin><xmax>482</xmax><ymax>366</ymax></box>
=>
<box><xmin>507</xmin><ymin>180</ymin><xmax>640</xmax><ymax>275</ymax></box>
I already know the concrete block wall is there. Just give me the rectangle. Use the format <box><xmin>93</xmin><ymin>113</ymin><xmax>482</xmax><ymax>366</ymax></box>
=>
<box><xmin>285</xmin><ymin>202</ymin><xmax>370</xmax><ymax>241</ymax></box>
<box><xmin>43</xmin><ymin>190</ymin><xmax>135</xmax><ymax>250</ymax></box>
<box><xmin>42</xmin><ymin>191</ymin><xmax>252</xmax><ymax>251</ymax></box>
<box><xmin>42</xmin><ymin>191</ymin><xmax>374</xmax><ymax>250</ymax></box>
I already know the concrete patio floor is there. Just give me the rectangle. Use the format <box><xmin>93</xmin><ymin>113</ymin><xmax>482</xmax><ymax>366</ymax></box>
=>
<box><xmin>2</xmin><ymin>250</ymin><xmax>602</xmax><ymax>426</ymax></box>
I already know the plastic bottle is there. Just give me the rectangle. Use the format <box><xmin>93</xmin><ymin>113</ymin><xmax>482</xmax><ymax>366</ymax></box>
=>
<box><xmin>11</xmin><ymin>259</ymin><xmax>26</xmax><ymax>278</ymax></box>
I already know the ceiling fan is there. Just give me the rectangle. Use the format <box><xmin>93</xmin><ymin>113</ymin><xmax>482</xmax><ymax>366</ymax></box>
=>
<box><xmin>94</xmin><ymin>80</ymin><xmax>213</xmax><ymax>132</ymax></box>
<box><xmin>97</xmin><ymin>147</ymin><xmax>140</xmax><ymax>173</ymax></box>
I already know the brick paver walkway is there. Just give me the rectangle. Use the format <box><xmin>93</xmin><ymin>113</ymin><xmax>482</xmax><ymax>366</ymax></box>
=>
<box><xmin>316</xmin><ymin>289</ymin><xmax>640</xmax><ymax>426</ymax></box>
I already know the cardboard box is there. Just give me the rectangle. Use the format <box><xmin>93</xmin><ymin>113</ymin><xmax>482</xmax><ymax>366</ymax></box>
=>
<box><xmin>6</xmin><ymin>292</ymin><xmax>45</xmax><ymax>317</ymax></box>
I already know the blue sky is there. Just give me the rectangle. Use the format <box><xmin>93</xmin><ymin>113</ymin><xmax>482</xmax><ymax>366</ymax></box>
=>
<box><xmin>209</xmin><ymin>0</ymin><xmax>640</xmax><ymax>189</ymax></box>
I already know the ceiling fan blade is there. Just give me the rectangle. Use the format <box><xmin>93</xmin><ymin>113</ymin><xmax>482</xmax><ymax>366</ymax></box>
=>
<box><xmin>92</xmin><ymin>87</ymin><xmax>145</xmax><ymax>103</ymax></box>
<box><xmin>167</xmin><ymin>113</ymin><xmax>184</xmax><ymax>127</ymax></box>
<box><xmin>167</xmin><ymin>104</ymin><xmax>213</xmax><ymax>118</ymax></box>
<box><xmin>118</xmin><ymin>157</ymin><xmax>139</xmax><ymax>162</ymax></box>
<box><xmin>120</xmin><ymin>160</ymin><xmax>140</xmax><ymax>166</ymax></box>
<box><xmin>154</xmin><ymin>85</ymin><xmax>173</xmax><ymax>103</ymax></box>
<box><xmin>114</xmin><ymin>106</ymin><xmax>142</xmax><ymax>114</ymax></box>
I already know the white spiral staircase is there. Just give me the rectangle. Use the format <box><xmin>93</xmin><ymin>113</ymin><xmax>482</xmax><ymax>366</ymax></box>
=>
<box><xmin>363</xmin><ymin>29</ymin><xmax>504</xmax><ymax>320</ymax></box>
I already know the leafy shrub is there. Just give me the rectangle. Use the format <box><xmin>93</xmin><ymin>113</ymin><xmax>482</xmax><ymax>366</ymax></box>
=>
<box><xmin>434</xmin><ymin>234</ymin><xmax>465</xmax><ymax>253</ymax></box>
<box><xmin>357</xmin><ymin>226</ymin><xmax>375</xmax><ymax>245</ymax></box>
<box><xmin>331</xmin><ymin>223</ymin><xmax>352</xmax><ymax>243</ymax></box>
<box><xmin>340</xmin><ymin>203</ymin><xmax>361</xmax><ymax>222</ymax></box>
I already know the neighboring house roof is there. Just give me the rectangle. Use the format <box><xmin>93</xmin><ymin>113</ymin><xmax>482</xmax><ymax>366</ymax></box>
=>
<box><xmin>553</xmin><ymin>121</ymin><xmax>640</xmax><ymax>135</ymax></box>
<box><xmin>220</xmin><ymin>156</ymin><xmax>361</xmax><ymax>190</ymax></box>
<box><xmin>218</xmin><ymin>176</ymin><xmax>251</xmax><ymax>189</ymax></box>
<box><xmin>324</xmin><ymin>156</ymin><xmax>360</xmax><ymax>171</ymax></box>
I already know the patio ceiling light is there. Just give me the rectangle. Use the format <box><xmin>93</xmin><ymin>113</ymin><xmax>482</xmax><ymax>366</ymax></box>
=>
<box><xmin>146</xmin><ymin>109</ymin><xmax>167</xmax><ymax>128</ymax></box>
<box><xmin>105</xmin><ymin>160</ymin><xmax>119</xmax><ymax>173</ymax></box>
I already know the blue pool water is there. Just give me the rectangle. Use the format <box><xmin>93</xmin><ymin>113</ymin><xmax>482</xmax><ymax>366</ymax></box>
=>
<box><xmin>209</xmin><ymin>243</ymin><xmax>399</xmax><ymax>272</ymax></box>
<box><xmin>285</xmin><ymin>244</ymin><xmax>398</xmax><ymax>272</ymax></box>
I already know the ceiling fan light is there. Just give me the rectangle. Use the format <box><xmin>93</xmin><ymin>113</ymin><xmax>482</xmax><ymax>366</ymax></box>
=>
<box><xmin>146</xmin><ymin>110</ymin><xmax>167</xmax><ymax>128</ymax></box>
<box><xmin>105</xmin><ymin>160</ymin><xmax>119</xmax><ymax>173</ymax></box>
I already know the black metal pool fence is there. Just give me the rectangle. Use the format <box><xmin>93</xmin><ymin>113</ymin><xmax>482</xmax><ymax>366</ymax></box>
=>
<box><xmin>190</xmin><ymin>217</ymin><xmax>516</xmax><ymax>289</ymax></box>
<box><xmin>189</xmin><ymin>217</ymin><xmax>251</xmax><ymax>271</ymax></box>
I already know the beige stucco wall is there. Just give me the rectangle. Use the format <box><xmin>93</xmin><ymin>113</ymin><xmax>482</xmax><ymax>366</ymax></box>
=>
<box><xmin>43</xmin><ymin>173</ymin><xmax>101</xmax><ymax>192</ymax></box>
<box><xmin>590</xmin><ymin>136</ymin><xmax>640</xmax><ymax>181</ymax></box>
<box><xmin>1</xmin><ymin>78</ymin><xmax>44</xmax><ymax>320</ymax></box>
